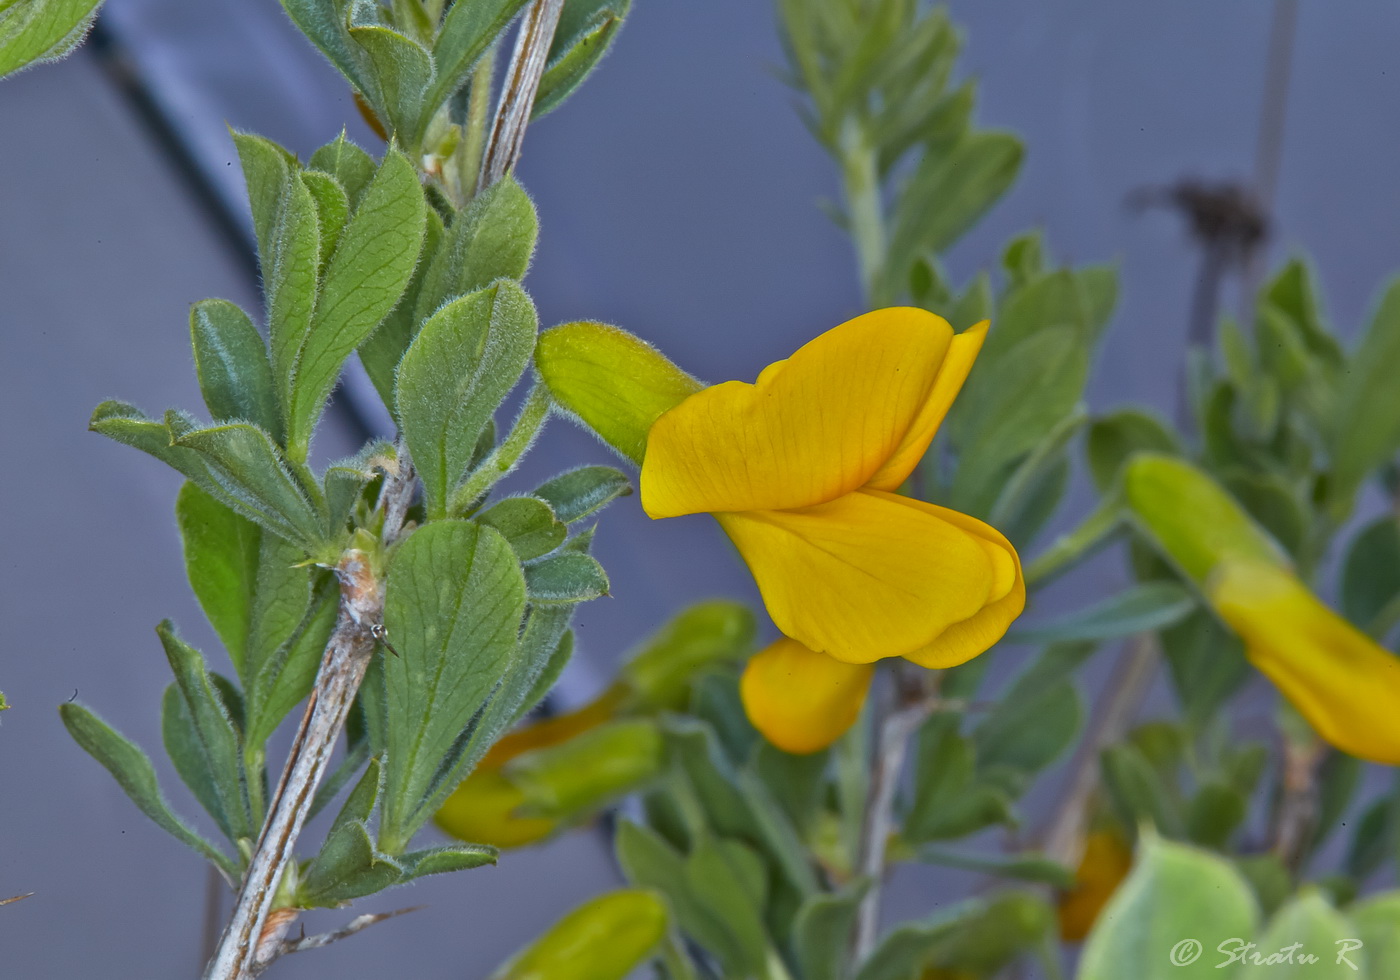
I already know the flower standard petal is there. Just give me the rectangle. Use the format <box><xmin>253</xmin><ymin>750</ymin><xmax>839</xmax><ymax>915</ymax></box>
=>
<box><xmin>716</xmin><ymin>489</ymin><xmax>997</xmax><ymax>663</ymax></box>
<box><xmin>865</xmin><ymin>320</ymin><xmax>988</xmax><ymax>492</ymax></box>
<box><xmin>641</xmin><ymin>307</ymin><xmax>955</xmax><ymax>517</ymax></box>
<box><xmin>1209</xmin><ymin>560</ymin><xmax>1400</xmax><ymax>765</ymax></box>
<box><xmin>740</xmin><ymin>637</ymin><xmax>875</xmax><ymax>754</ymax></box>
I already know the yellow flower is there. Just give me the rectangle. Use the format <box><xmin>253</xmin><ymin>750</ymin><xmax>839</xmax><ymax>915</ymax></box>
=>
<box><xmin>640</xmin><ymin>307</ymin><xmax>1025</xmax><ymax>750</ymax></box>
<box><xmin>641</xmin><ymin>307</ymin><xmax>1024</xmax><ymax>666</ymax></box>
<box><xmin>1209</xmin><ymin>559</ymin><xmax>1400</xmax><ymax>765</ymax></box>
<box><xmin>1057</xmin><ymin>829</ymin><xmax>1134</xmax><ymax>942</ymax></box>
<box><xmin>739</xmin><ymin>637</ymin><xmax>875</xmax><ymax>754</ymax></box>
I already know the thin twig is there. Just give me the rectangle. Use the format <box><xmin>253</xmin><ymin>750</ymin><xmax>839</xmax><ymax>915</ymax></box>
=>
<box><xmin>202</xmin><ymin>551</ymin><xmax>385</xmax><ymax>980</ymax></box>
<box><xmin>1241</xmin><ymin>0</ymin><xmax>1298</xmax><ymax>309</ymax></box>
<box><xmin>1270</xmin><ymin>740</ymin><xmax>1324</xmax><ymax>871</ymax></box>
<box><xmin>273</xmin><ymin>906</ymin><xmax>424</xmax><ymax>959</ymax></box>
<box><xmin>852</xmin><ymin>664</ymin><xmax>935</xmax><ymax>963</ymax></box>
<box><xmin>1039</xmin><ymin>634</ymin><xmax>1159</xmax><ymax>868</ymax></box>
<box><xmin>0</xmin><ymin>893</ymin><xmax>33</xmax><ymax>906</ymax></box>
<box><xmin>479</xmin><ymin>0</ymin><xmax>566</xmax><ymax>190</ymax></box>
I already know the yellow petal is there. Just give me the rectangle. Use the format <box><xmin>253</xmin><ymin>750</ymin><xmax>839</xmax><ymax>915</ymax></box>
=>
<box><xmin>1058</xmin><ymin>830</ymin><xmax>1134</xmax><ymax>942</ymax></box>
<box><xmin>1209</xmin><ymin>560</ymin><xmax>1400</xmax><ymax>765</ymax></box>
<box><xmin>740</xmin><ymin>637</ymin><xmax>874</xmax><ymax>753</ymax></box>
<box><xmin>900</xmin><ymin>498</ymin><xmax>1026</xmax><ymax>668</ymax></box>
<box><xmin>641</xmin><ymin>307</ymin><xmax>955</xmax><ymax>518</ymax></box>
<box><xmin>717</xmin><ymin>489</ymin><xmax>997</xmax><ymax>662</ymax></box>
<box><xmin>865</xmin><ymin>320</ymin><xmax>988</xmax><ymax>491</ymax></box>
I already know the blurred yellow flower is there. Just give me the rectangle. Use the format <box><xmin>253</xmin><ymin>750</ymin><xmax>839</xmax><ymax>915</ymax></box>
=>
<box><xmin>641</xmin><ymin>307</ymin><xmax>1024</xmax><ymax>750</ymax></box>
<box><xmin>1210</xmin><ymin>559</ymin><xmax>1400</xmax><ymax>765</ymax></box>
<box><xmin>1057</xmin><ymin>829</ymin><xmax>1134</xmax><ymax>942</ymax></box>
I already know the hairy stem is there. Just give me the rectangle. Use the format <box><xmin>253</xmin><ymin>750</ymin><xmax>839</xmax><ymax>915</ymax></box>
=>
<box><xmin>202</xmin><ymin>551</ymin><xmax>384</xmax><ymax>980</ymax></box>
<box><xmin>479</xmin><ymin>0</ymin><xmax>566</xmax><ymax>191</ymax></box>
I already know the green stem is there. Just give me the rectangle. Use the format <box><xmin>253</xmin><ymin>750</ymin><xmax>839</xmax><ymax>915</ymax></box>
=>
<box><xmin>1023</xmin><ymin>493</ymin><xmax>1124</xmax><ymax>589</ymax></box>
<box><xmin>456</xmin><ymin>43</ymin><xmax>497</xmax><ymax>206</ymax></box>
<box><xmin>838</xmin><ymin>118</ymin><xmax>887</xmax><ymax>307</ymax></box>
<box><xmin>449</xmin><ymin>385</ymin><xmax>551</xmax><ymax>514</ymax></box>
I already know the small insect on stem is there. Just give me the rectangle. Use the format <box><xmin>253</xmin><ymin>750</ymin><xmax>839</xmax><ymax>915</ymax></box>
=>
<box><xmin>370</xmin><ymin>623</ymin><xmax>401</xmax><ymax>658</ymax></box>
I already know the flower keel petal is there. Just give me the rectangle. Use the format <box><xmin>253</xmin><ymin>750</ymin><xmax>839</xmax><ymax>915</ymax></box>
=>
<box><xmin>740</xmin><ymin>638</ymin><xmax>874</xmax><ymax>754</ymax></box>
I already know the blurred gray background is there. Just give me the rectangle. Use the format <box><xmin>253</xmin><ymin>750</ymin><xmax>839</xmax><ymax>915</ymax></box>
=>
<box><xmin>3</xmin><ymin>1</ymin><xmax>1399</xmax><ymax>977</ymax></box>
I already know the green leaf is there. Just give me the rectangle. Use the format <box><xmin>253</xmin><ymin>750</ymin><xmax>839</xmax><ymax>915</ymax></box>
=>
<box><xmin>287</xmin><ymin>147</ymin><xmax>427</xmax><ymax>458</ymax></box>
<box><xmin>973</xmin><ymin>644</ymin><xmax>1093</xmax><ymax>776</ymax></box>
<box><xmin>1009</xmin><ymin>582</ymin><xmax>1196</xmax><ymax>644</ymax></box>
<box><xmin>536</xmin><ymin>322</ymin><xmax>702</xmax><ymax>464</ymax></box>
<box><xmin>883</xmin><ymin>131</ymin><xmax>1022</xmax><ymax>296</ymax></box>
<box><xmin>189</xmin><ymin>299</ymin><xmax>283</xmax><ymax>441</ymax></box>
<box><xmin>309</xmin><ymin>133</ymin><xmax>377</xmax><ymax>207</ymax></box>
<box><xmin>233</xmin><ymin>132</ymin><xmax>295</xmax><ymax>282</ymax></box>
<box><xmin>916</xmin><ymin>847</ymin><xmax>1074</xmax><ymax>888</ymax></box>
<box><xmin>359</xmin><ymin>207</ymin><xmax>445</xmax><ymax>407</ymax></box>
<box><xmin>397</xmin><ymin>282</ymin><xmax>538</xmax><ymax>518</ymax></box>
<box><xmin>379</xmin><ymin>521</ymin><xmax>527</xmax><ymax>850</ymax></box>
<box><xmin>1079</xmin><ymin>834</ymin><xmax>1259</xmax><ymax>980</ymax></box>
<box><xmin>532</xmin><ymin>0</ymin><xmax>630</xmax><ymax>118</ymax></box>
<box><xmin>853</xmin><ymin>900</ymin><xmax>983</xmax><ymax>980</ymax></box>
<box><xmin>477</xmin><ymin>496</ymin><xmax>567</xmax><ymax>560</ymax></box>
<box><xmin>1238</xmin><ymin>891</ymin><xmax>1356</xmax><ymax>980</ymax></box>
<box><xmin>299</xmin><ymin>169</ymin><xmax>350</xmax><ymax>275</ymax></box>
<box><xmin>89</xmin><ymin>401</ymin><xmax>215</xmax><ymax>488</ymax></box>
<box><xmin>1341</xmin><ymin>517</ymin><xmax>1400</xmax><ymax>634</ymax></box>
<box><xmin>1343</xmin><ymin>795</ymin><xmax>1395</xmax><ymax>880</ymax></box>
<box><xmin>176</xmin><ymin>483</ymin><xmax>260</xmax><ymax>674</ymax></box>
<box><xmin>916</xmin><ymin>893</ymin><xmax>1054</xmax><ymax>976</ymax></box>
<box><xmin>1185</xmin><ymin>781</ymin><xmax>1248</xmax><ymax>850</ymax></box>
<box><xmin>683</xmin><ymin>836</ymin><xmax>772</xmax><ymax>975</ymax></box>
<box><xmin>1102</xmin><ymin>743</ymin><xmax>1184</xmax><ymax>838</ymax></box>
<box><xmin>1352</xmin><ymin>893</ymin><xmax>1400</xmax><ymax>978</ymax></box>
<box><xmin>534</xmin><ymin>466</ymin><xmax>632</xmax><ymax>523</ymax></box>
<box><xmin>60</xmin><ymin>703</ymin><xmax>236</xmax><ymax>877</ymax></box>
<box><xmin>398</xmin><ymin>843</ymin><xmax>498</xmax><ymax>880</ymax></box>
<box><xmin>156</xmin><ymin>623</ymin><xmax>252</xmax><ymax>841</ymax></box>
<box><xmin>792</xmin><ymin>881</ymin><xmax>867</xmax><ymax>980</ymax></box>
<box><xmin>1159</xmin><ymin>606</ymin><xmax>1252</xmax><ymax>729</ymax></box>
<box><xmin>266</xmin><ymin>174</ymin><xmax>321</xmax><ymax>433</ymax></box>
<box><xmin>277</xmin><ymin>0</ymin><xmax>370</xmax><ymax>93</ymax></box>
<box><xmin>905</xmin><ymin>720</ymin><xmax>1013</xmax><ymax>842</ymax></box>
<box><xmin>0</xmin><ymin>0</ymin><xmax>104</xmax><ymax>80</ymax></box>
<box><xmin>299</xmin><ymin>820</ymin><xmax>403</xmax><ymax>907</ymax></box>
<box><xmin>349</xmin><ymin>25</ymin><xmax>431</xmax><ymax>141</ymax></box>
<box><xmin>621</xmin><ymin>601</ymin><xmax>755</xmax><ymax>711</ymax></box>
<box><xmin>173</xmin><ymin>422</ymin><xmax>327</xmax><ymax>551</ymax></box>
<box><xmin>1331</xmin><ymin>277</ymin><xmax>1400</xmax><ymax>514</ymax></box>
<box><xmin>245</xmin><ymin>571</ymin><xmax>337</xmax><ymax>748</ymax></box>
<box><xmin>488</xmin><ymin>889</ymin><xmax>667</xmax><ymax>980</ymax></box>
<box><xmin>1086</xmin><ymin>408</ymin><xmax>1182</xmax><ymax>492</ymax></box>
<box><xmin>951</xmin><ymin>327</ymin><xmax>1089</xmax><ymax>514</ymax></box>
<box><xmin>524</xmin><ymin>552</ymin><xmax>610</xmax><ymax>603</ymax></box>
<box><xmin>507</xmin><ymin>719</ymin><xmax>662</xmax><ymax>817</ymax></box>
<box><xmin>422</xmin><ymin>0</ymin><xmax>530</xmax><ymax>140</ymax></box>
<box><xmin>161</xmin><ymin>685</ymin><xmax>235</xmax><ymax>839</ymax></box>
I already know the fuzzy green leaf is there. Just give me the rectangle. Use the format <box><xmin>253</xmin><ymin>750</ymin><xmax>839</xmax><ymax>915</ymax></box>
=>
<box><xmin>287</xmin><ymin>147</ymin><xmax>426</xmax><ymax>458</ymax></box>
<box><xmin>309</xmin><ymin>134</ymin><xmax>376</xmax><ymax>207</ymax></box>
<box><xmin>176</xmin><ymin>483</ymin><xmax>261</xmax><ymax>675</ymax></box>
<box><xmin>0</xmin><ymin>0</ymin><xmax>104</xmax><ymax>79</ymax></box>
<box><xmin>277</xmin><ymin>0</ymin><xmax>370</xmax><ymax>93</ymax></box>
<box><xmin>422</xmin><ymin>0</ymin><xmax>530</xmax><ymax>140</ymax></box>
<box><xmin>189</xmin><ymin>299</ymin><xmax>283</xmax><ymax>442</ymax></box>
<box><xmin>299</xmin><ymin>169</ymin><xmax>350</xmax><ymax>273</ymax></box>
<box><xmin>156</xmin><ymin>623</ymin><xmax>252</xmax><ymax>842</ymax></box>
<box><xmin>477</xmin><ymin>496</ymin><xmax>567</xmax><ymax>560</ymax></box>
<box><xmin>60</xmin><ymin>703</ymin><xmax>236</xmax><ymax>877</ymax></box>
<box><xmin>532</xmin><ymin>0</ymin><xmax>630</xmax><ymax>118</ymax></box>
<box><xmin>524</xmin><ymin>552</ymin><xmax>609</xmax><ymax>604</ymax></box>
<box><xmin>379</xmin><ymin>521</ymin><xmax>526</xmax><ymax>850</ymax></box>
<box><xmin>396</xmin><ymin>282</ymin><xmax>537</xmax><ymax>517</ymax></box>
<box><xmin>1009</xmin><ymin>582</ymin><xmax>1195</xmax><ymax>644</ymax></box>
<box><xmin>534</xmin><ymin>465</ymin><xmax>631</xmax><ymax>523</ymax></box>
<box><xmin>350</xmin><ymin>24</ymin><xmax>432</xmax><ymax>140</ymax></box>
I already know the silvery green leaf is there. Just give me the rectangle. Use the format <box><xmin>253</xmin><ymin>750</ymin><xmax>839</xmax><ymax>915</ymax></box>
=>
<box><xmin>277</xmin><ymin>0</ymin><xmax>371</xmax><ymax>93</ymax></box>
<box><xmin>0</xmin><ymin>0</ymin><xmax>105</xmax><ymax>80</ymax></box>
<box><xmin>309</xmin><ymin>133</ymin><xmax>376</xmax><ymax>207</ymax></box>
<box><xmin>299</xmin><ymin>169</ymin><xmax>350</xmax><ymax>273</ymax></box>
<box><xmin>532</xmin><ymin>0</ymin><xmax>630</xmax><ymax>118</ymax></box>
<box><xmin>421</xmin><ymin>0</ymin><xmax>530</xmax><ymax>140</ymax></box>
<box><xmin>349</xmin><ymin>24</ymin><xmax>432</xmax><ymax>141</ymax></box>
